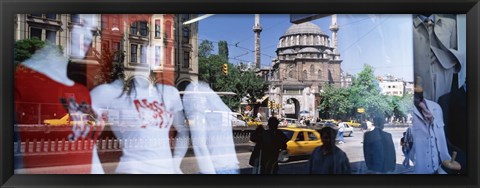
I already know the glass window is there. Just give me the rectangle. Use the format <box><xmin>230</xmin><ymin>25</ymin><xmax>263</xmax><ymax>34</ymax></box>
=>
<box><xmin>182</xmin><ymin>14</ymin><xmax>190</xmax><ymax>22</ymax></box>
<box><xmin>46</xmin><ymin>14</ymin><xmax>56</xmax><ymax>20</ymax></box>
<box><xmin>46</xmin><ymin>30</ymin><xmax>56</xmax><ymax>44</ymax></box>
<box><xmin>296</xmin><ymin>132</ymin><xmax>305</xmax><ymax>141</ymax></box>
<box><xmin>71</xmin><ymin>14</ymin><xmax>80</xmax><ymax>24</ymax></box>
<box><xmin>30</xmin><ymin>28</ymin><xmax>42</xmax><ymax>40</ymax></box>
<box><xmin>140</xmin><ymin>45</ymin><xmax>146</xmax><ymax>64</ymax></box>
<box><xmin>281</xmin><ymin>130</ymin><xmax>293</xmax><ymax>140</ymax></box>
<box><xmin>30</xmin><ymin>14</ymin><xmax>42</xmax><ymax>17</ymax></box>
<box><xmin>155</xmin><ymin>20</ymin><xmax>161</xmax><ymax>38</ymax></box>
<box><xmin>318</xmin><ymin>70</ymin><xmax>322</xmax><ymax>80</ymax></box>
<box><xmin>308</xmin><ymin>132</ymin><xmax>318</xmax><ymax>141</ymax></box>
<box><xmin>155</xmin><ymin>46</ymin><xmax>162</xmax><ymax>66</ymax></box>
<box><xmin>183</xmin><ymin>51</ymin><xmax>190</xmax><ymax>68</ymax></box>
<box><xmin>183</xmin><ymin>27</ymin><xmax>190</xmax><ymax>44</ymax></box>
<box><xmin>139</xmin><ymin>21</ymin><xmax>148</xmax><ymax>36</ymax></box>
<box><xmin>303</xmin><ymin>70</ymin><xmax>307</xmax><ymax>80</ymax></box>
<box><xmin>130</xmin><ymin>22</ymin><xmax>137</xmax><ymax>35</ymax></box>
<box><xmin>310</xmin><ymin>65</ymin><xmax>314</xmax><ymax>77</ymax></box>
<box><xmin>130</xmin><ymin>44</ymin><xmax>137</xmax><ymax>63</ymax></box>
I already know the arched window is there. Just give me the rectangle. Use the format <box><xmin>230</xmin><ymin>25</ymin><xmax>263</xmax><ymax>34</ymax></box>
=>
<box><xmin>303</xmin><ymin>70</ymin><xmax>307</xmax><ymax>80</ymax></box>
<box><xmin>310</xmin><ymin>65</ymin><xmax>315</xmax><ymax>77</ymax></box>
<box><xmin>318</xmin><ymin>70</ymin><xmax>322</xmax><ymax>80</ymax></box>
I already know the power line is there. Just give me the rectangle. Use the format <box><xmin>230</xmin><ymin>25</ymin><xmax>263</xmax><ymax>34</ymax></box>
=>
<box><xmin>339</xmin><ymin>16</ymin><xmax>389</xmax><ymax>55</ymax></box>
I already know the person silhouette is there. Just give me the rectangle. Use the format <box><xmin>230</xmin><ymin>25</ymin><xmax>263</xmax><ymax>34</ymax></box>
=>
<box><xmin>309</xmin><ymin>126</ymin><xmax>351</xmax><ymax>174</ymax></box>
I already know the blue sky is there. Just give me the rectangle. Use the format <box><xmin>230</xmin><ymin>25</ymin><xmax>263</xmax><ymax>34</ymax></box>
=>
<box><xmin>198</xmin><ymin>14</ymin><xmax>414</xmax><ymax>82</ymax></box>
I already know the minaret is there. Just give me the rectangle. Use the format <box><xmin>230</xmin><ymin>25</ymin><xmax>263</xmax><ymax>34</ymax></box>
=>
<box><xmin>253</xmin><ymin>14</ymin><xmax>262</xmax><ymax>69</ymax></box>
<box><xmin>329</xmin><ymin>14</ymin><xmax>339</xmax><ymax>54</ymax></box>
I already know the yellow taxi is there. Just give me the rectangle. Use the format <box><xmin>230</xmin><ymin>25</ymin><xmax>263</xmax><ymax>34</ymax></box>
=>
<box><xmin>346</xmin><ymin>120</ymin><xmax>361</xmax><ymax>127</ymax></box>
<box><xmin>43</xmin><ymin>113</ymin><xmax>96</xmax><ymax>126</ymax></box>
<box><xmin>277</xmin><ymin>127</ymin><xmax>323</xmax><ymax>162</ymax></box>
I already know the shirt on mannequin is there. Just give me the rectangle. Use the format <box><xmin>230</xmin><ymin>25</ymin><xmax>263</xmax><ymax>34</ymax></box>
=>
<box><xmin>90</xmin><ymin>78</ymin><xmax>187</xmax><ymax>174</ymax></box>
<box><xmin>413</xmin><ymin>14</ymin><xmax>463</xmax><ymax>102</ymax></box>
<box><xmin>15</xmin><ymin>65</ymin><xmax>103</xmax><ymax>174</ymax></box>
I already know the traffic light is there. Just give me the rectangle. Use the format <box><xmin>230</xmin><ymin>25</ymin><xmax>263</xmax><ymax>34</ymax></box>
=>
<box><xmin>222</xmin><ymin>63</ymin><xmax>228</xmax><ymax>75</ymax></box>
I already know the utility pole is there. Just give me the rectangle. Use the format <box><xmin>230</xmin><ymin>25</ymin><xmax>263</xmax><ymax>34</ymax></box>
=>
<box><xmin>253</xmin><ymin>14</ymin><xmax>262</xmax><ymax>70</ymax></box>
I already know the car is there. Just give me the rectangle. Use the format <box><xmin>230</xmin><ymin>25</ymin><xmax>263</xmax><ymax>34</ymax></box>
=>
<box><xmin>280</xmin><ymin>118</ymin><xmax>299</xmax><ymax>127</ymax></box>
<box><xmin>231</xmin><ymin>113</ymin><xmax>262</xmax><ymax>127</ymax></box>
<box><xmin>338</xmin><ymin>122</ymin><xmax>354</xmax><ymax>137</ymax></box>
<box><xmin>346</xmin><ymin>120</ymin><xmax>361</xmax><ymax>127</ymax></box>
<box><xmin>43</xmin><ymin>113</ymin><xmax>96</xmax><ymax>126</ymax></box>
<box><xmin>277</xmin><ymin>127</ymin><xmax>323</xmax><ymax>162</ymax></box>
<box><xmin>230</xmin><ymin>113</ymin><xmax>247</xmax><ymax>127</ymax></box>
<box><xmin>299</xmin><ymin>110</ymin><xmax>310</xmax><ymax>117</ymax></box>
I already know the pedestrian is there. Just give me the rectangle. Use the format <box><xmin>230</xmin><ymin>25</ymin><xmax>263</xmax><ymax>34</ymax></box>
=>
<box><xmin>337</xmin><ymin>120</ymin><xmax>345</xmax><ymax>144</ymax></box>
<box><xmin>363</xmin><ymin>116</ymin><xmax>396</xmax><ymax>174</ymax></box>
<box><xmin>360</xmin><ymin>120</ymin><xmax>367</xmax><ymax>131</ymax></box>
<box><xmin>308</xmin><ymin>126</ymin><xmax>351</xmax><ymax>174</ymax></box>
<box><xmin>305</xmin><ymin>116</ymin><xmax>311</xmax><ymax>127</ymax></box>
<box><xmin>249</xmin><ymin>117</ymin><xmax>289</xmax><ymax>174</ymax></box>
<box><xmin>401</xmin><ymin>128</ymin><xmax>415</xmax><ymax>168</ymax></box>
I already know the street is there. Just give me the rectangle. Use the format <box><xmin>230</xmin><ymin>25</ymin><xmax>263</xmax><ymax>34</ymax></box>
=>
<box><xmin>177</xmin><ymin>127</ymin><xmax>413</xmax><ymax>174</ymax></box>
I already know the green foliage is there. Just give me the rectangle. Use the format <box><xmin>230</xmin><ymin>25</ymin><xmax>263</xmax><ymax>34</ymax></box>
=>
<box><xmin>319</xmin><ymin>64</ymin><xmax>410</xmax><ymax>121</ymax></box>
<box><xmin>199</xmin><ymin>40</ymin><xmax>214</xmax><ymax>58</ymax></box>
<box><xmin>14</xmin><ymin>37</ymin><xmax>64</xmax><ymax>65</ymax></box>
<box><xmin>198</xmin><ymin>40</ymin><xmax>267</xmax><ymax>111</ymax></box>
<box><xmin>319</xmin><ymin>83</ymin><xmax>353</xmax><ymax>120</ymax></box>
<box><xmin>218</xmin><ymin>40</ymin><xmax>229</xmax><ymax>61</ymax></box>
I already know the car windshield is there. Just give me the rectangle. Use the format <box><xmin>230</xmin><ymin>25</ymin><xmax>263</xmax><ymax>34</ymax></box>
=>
<box><xmin>281</xmin><ymin>130</ymin><xmax>294</xmax><ymax>140</ymax></box>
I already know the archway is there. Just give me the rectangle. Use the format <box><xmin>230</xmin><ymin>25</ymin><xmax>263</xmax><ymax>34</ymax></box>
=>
<box><xmin>284</xmin><ymin>98</ymin><xmax>300</xmax><ymax>119</ymax></box>
<box><xmin>177</xmin><ymin>80</ymin><xmax>191</xmax><ymax>92</ymax></box>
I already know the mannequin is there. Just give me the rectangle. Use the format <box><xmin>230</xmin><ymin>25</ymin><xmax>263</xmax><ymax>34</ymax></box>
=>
<box><xmin>413</xmin><ymin>14</ymin><xmax>463</xmax><ymax>102</ymax></box>
<box><xmin>411</xmin><ymin>76</ymin><xmax>451</xmax><ymax>174</ymax></box>
<box><xmin>183</xmin><ymin>81</ymin><xmax>240</xmax><ymax>174</ymax></box>
<box><xmin>90</xmin><ymin>58</ymin><xmax>188</xmax><ymax>174</ymax></box>
<box><xmin>14</xmin><ymin>14</ymin><xmax>103</xmax><ymax>174</ymax></box>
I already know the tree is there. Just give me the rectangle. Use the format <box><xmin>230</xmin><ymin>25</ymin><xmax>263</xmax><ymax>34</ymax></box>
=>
<box><xmin>318</xmin><ymin>83</ymin><xmax>353</xmax><ymax>120</ymax></box>
<box><xmin>218</xmin><ymin>40</ymin><xmax>229</xmax><ymax>61</ymax></box>
<box><xmin>349</xmin><ymin>64</ymin><xmax>390</xmax><ymax>119</ymax></box>
<box><xmin>14</xmin><ymin>37</ymin><xmax>63</xmax><ymax>66</ymax></box>
<box><xmin>197</xmin><ymin>40</ymin><xmax>267</xmax><ymax>111</ymax></box>
<box><xmin>199</xmin><ymin>40</ymin><xmax>214</xmax><ymax>58</ymax></box>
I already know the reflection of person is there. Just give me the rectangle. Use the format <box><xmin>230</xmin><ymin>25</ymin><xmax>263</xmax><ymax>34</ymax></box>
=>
<box><xmin>183</xmin><ymin>82</ymin><xmax>239</xmax><ymax>174</ymax></box>
<box><xmin>90</xmin><ymin>17</ymin><xmax>188</xmax><ymax>173</ymax></box>
<box><xmin>413</xmin><ymin>14</ymin><xmax>463</xmax><ymax>102</ymax></box>
<box><xmin>363</xmin><ymin>116</ymin><xmax>396</xmax><ymax>173</ymax></box>
<box><xmin>411</xmin><ymin>76</ymin><xmax>451</xmax><ymax>174</ymax></box>
<box><xmin>91</xmin><ymin>72</ymin><xmax>189</xmax><ymax>174</ymax></box>
<box><xmin>249</xmin><ymin>117</ymin><xmax>288</xmax><ymax>174</ymax></box>
<box><xmin>14</xmin><ymin>14</ymin><xmax>103</xmax><ymax>174</ymax></box>
<box><xmin>309</xmin><ymin>126</ymin><xmax>351</xmax><ymax>174</ymax></box>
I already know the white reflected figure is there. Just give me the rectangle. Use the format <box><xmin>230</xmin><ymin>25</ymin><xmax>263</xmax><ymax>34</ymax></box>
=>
<box><xmin>15</xmin><ymin>14</ymin><xmax>104</xmax><ymax>174</ymax></box>
<box><xmin>90</xmin><ymin>22</ymin><xmax>188</xmax><ymax>174</ymax></box>
<box><xmin>183</xmin><ymin>81</ymin><xmax>239</xmax><ymax>174</ymax></box>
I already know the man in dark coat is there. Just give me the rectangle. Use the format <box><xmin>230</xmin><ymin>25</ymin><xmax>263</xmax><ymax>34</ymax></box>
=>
<box><xmin>363</xmin><ymin>116</ymin><xmax>396</xmax><ymax>173</ymax></box>
<box><xmin>249</xmin><ymin>117</ymin><xmax>288</xmax><ymax>174</ymax></box>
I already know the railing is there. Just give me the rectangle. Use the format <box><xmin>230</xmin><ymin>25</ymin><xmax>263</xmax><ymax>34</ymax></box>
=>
<box><xmin>14</xmin><ymin>131</ymin><xmax>252</xmax><ymax>154</ymax></box>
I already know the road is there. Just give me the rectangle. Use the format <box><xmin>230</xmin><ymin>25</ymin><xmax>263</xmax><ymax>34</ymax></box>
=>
<box><xmin>177</xmin><ymin>127</ymin><xmax>414</xmax><ymax>174</ymax></box>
